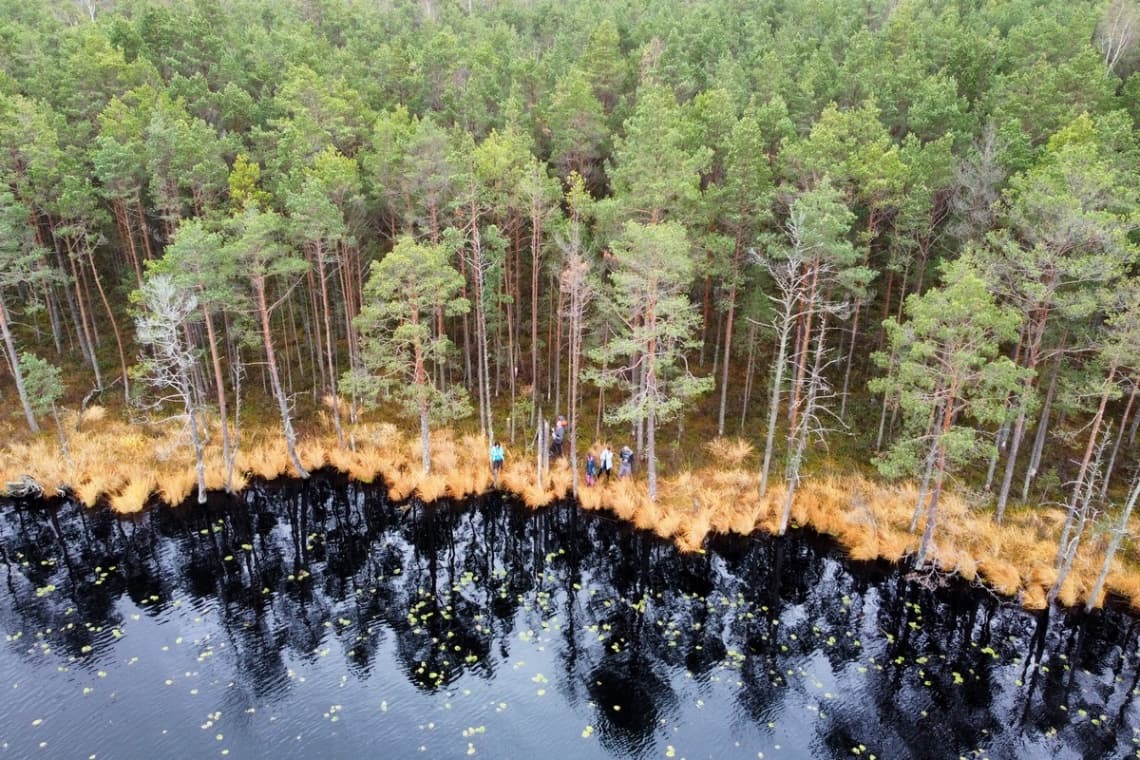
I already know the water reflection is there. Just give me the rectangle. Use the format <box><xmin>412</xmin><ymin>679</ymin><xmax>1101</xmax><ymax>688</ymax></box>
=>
<box><xmin>1</xmin><ymin>472</ymin><xmax>1137</xmax><ymax>759</ymax></box>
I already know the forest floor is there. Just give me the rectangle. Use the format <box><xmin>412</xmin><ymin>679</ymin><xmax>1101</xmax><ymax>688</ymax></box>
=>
<box><xmin>1</xmin><ymin>403</ymin><xmax>1138</xmax><ymax>614</ymax></box>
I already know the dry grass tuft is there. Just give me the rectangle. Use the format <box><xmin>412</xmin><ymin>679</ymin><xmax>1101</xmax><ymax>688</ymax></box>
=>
<box><xmin>979</xmin><ymin>559</ymin><xmax>1021</xmax><ymax>597</ymax></box>
<box><xmin>954</xmin><ymin>552</ymin><xmax>978</xmax><ymax>582</ymax></box>
<box><xmin>384</xmin><ymin>463</ymin><xmax>420</xmax><ymax>502</ymax></box>
<box><xmin>608</xmin><ymin>480</ymin><xmax>641</xmax><ymax>521</ymax></box>
<box><xmin>297</xmin><ymin>439</ymin><xmax>327</xmax><ymax>473</ymax></box>
<box><xmin>704</xmin><ymin>437</ymin><xmax>754</xmax><ymax>467</ymax></box>
<box><xmin>1107</xmin><ymin>572</ymin><xmax>1140</xmax><ymax>611</ymax></box>
<box><xmin>1026</xmin><ymin>563</ymin><xmax>1057</xmax><ymax>590</ymax></box>
<box><xmin>111</xmin><ymin>473</ymin><xmax>156</xmax><ymax>513</ymax></box>
<box><xmin>322</xmin><ymin>394</ymin><xmax>351</xmax><ymax>418</ymax></box>
<box><xmin>80</xmin><ymin>405</ymin><xmax>107</xmax><ymax>425</ymax></box>
<box><xmin>1056</xmin><ymin>577</ymin><xmax>1081</xmax><ymax>609</ymax></box>
<box><xmin>576</xmin><ymin>483</ymin><xmax>606</xmax><ymax>511</ymax></box>
<box><xmin>654</xmin><ymin>508</ymin><xmax>684</xmax><ymax>539</ymax></box>
<box><xmin>416</xmin><ymin>473</ymin><xmax>449</xmax><ymax>502</ymax></box>
<box><xmin>633</xmin><ymin>499</ymin><xmax>662</xmax><ymax>532</ymax></box>
<box><xmin>877</xmin><ymin>529</ymin><xmax>914</xmax><ymax>563</ymax></box>
<box><xmin>1022</xmin><ymin>584</ymin><xmax>1048</xmax><ymax>610</ymax></box>
<box><xmin>676</xmin><ymin>505</ymin><xmax>712</xmax><ymax>553</ymax></box>
<box><xmin>157</xmin><ymin>467</ymin><xmax>197</xmax><ymax>506</ymax></box>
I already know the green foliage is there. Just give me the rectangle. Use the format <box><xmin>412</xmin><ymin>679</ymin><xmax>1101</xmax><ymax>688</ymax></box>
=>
<box><xmin>594</xmin><ymin>220</ymin><xmax>713</xmax><ymax>427</ymax></box>
<box><xmin>19</xmin><ymin>351</ymin><xmax>64</xmax><ymax>416</ymax></box>
<box><xmin>351</xmin><ymin>236</ymin><xmax>471</xmax><ymax>423</ymax></box>
<box><xmin>872</xmin><ymin>258</ymin><xmax>1027</xmax><ymax>479</ymax></box>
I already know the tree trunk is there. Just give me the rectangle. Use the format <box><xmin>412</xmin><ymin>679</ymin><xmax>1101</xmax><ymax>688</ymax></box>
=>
<box><xmin>916</xmin><ymin>387</ymin><xmax>956</xmax><ymax>566</ymax></box>
<box><xmin>111</xmin><ymin>198</ymin><xmax>143</xmax><ymax>288</ymax></box>
<box><xmin>759</xmin><ymin>317</ymin><xmax>792</xmax><ymax>497</ymax></box>
<box><xmin>739</xmin><ymin>321</ymin><xmax>758</xmax><ymax>434</ymax></box>
<box><xmin>85</xmin><ymin>250</ymin><xmax>131</xmax><ymax>405</ymax></box>
<box><xmin>1022</xmin><ymin>359</ymin><xmax>1060</xmax><ymax>501</ymax></box>
<box><xmin>911</xmin><ymin>431</ymin><xmax>940</xmax><ymax>533</ymax></box>
<box><xmin>778</xmin><ymin>313</ymin><xmax>828</xmax><ymax>534</ymax></box>
<box><xmin>187</xmin><ymin>402</ymin><xmax>207</xmax><ymax>504</ymax></box>
<box><xmin>1099</xmin><ymin>381</ymin><xmax>1136</xmax><ymax>500</ymax></box>
<box><xmin>1085</xmin><ymin>474</ymin><xmax>1140</xmax><ymax>612</ymax></box>
<box><xmin>0</xmin><ymin>298</ymin><xmax>39</xmax><ymax>432</ymax></box>
<box><xmin>471</xmin><ymin>222</ymin><xmax>494</xmax><ymax>444</ymax></box>
<box><xmin>316</xmin><ymin>243</ymin><xmax>344</xmax><ymax>446</ymax></box>
<box><xmin>1055</xmin><ymin>365</ymin><xmax>1116</xmax><ymax>567</ymax></box>
<box><xmin>646</xmin><ymin>333</ymin><xmax>658</xmax><ymax>502</ymax></box>
<box><xmin>984</xmin><ymin>421</ymin><xmax>1010</xmax><ymax>491</ymax></box>
<box><xmin>996</xmin><ymin>309</ymin><xmax>1051</xmax><ymax>522</ymax></box>
<box><xmin>530</xmin><ymin>195</ymin><xmax>543</xmax><ymax>408</ymax></box>
<box><xmin>717</xmin><ymin>255</ymin><xmax>740</xmax><ymax>437</ymax></box>
<box><xmin>202</xmin><ymin>306</ymin><xmax>233</xmax><ymax>493</ymax></box>
<box><xmin>61</xmin><ymin>239</ymin><xmax>102</xmax><ymax>387</ymax></box>
<box><xmin>254</xmin><ymin>276</ymin><xmax>309</xmax><ymax>479</ymax></box>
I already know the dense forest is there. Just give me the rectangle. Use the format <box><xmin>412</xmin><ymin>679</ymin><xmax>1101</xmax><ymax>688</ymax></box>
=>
<box><xmin>1</xmin><ymin>0</ymin><xmax>1139</xmax><ymax>590</ymax></box>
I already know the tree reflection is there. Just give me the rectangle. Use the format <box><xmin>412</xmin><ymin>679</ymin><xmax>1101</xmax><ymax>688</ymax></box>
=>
<box><xmin>1</xmin><ymin>472</ymin><xmax>1138</xmax><ymax>758</ymax></box>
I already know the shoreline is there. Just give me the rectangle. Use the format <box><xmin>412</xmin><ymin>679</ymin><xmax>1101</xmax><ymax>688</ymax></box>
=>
<box><xmin>2</xmin><ymin>413</ymin><xmax>1138</xmax><ymax>613</ymax></box>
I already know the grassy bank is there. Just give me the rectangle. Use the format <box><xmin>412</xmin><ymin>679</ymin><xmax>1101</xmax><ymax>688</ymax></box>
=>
<box><xmin>1</xmin><ymin>408</ymin><xmax>1138</xmax><ymax>613</ymax></box>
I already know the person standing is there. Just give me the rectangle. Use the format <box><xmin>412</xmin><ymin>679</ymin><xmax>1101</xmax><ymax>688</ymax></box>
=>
<box><xmin>551</xmin><ymin>415</ymin><xmax>567</xmax><ymax>457</ymax></box>
<box><xmin>618</xmin><ymin>445</ymin><xmax>634</xmax><ymax>479</ymax></box>
<box><xmin>599</xmin><ymin>445</ymin><xmax>613</xmax><ymax>481</ymax></box>
<box><xmin>585</xmin><ymin>452</ymin><xmax>598</xmax><ymax>486</ymax></box>
<box><xmin>489</xmin><ymin>440</ymin><xmax>505</xmax><ymax>487</ymax></box>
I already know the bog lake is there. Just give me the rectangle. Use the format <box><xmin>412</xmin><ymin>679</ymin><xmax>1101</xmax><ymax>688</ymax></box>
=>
<box><xmin>1</xmin><ymin>472</ymin><xmax>1137</xmax><ymax>759</ymax></box>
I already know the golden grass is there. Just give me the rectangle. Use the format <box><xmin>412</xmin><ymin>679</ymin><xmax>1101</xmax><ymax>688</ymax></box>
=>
<box><xmin>1022</xmin><ymin>584</ymin><xmax>1048</xmax><ymax>610</ymax></box>
<box><xmin>1106</xmin><ymin>572</ymin><xmax>1140</xmax><ymax>611</ymax></box>
<box><xmin>111</xmin><ymin>473</ymin><xmax>155</xmax><ymax>514</ymax></box>
<box><xmin>157</xmin><ymin>466</ymin><xmax>198</xmax><ymax>506</ymax></box>
<box><xmin>4</xmin><ymin>415</ymin><xmax>1140</xmax><ymax>613</ymax></box>
<box><xmin>80</xmin><ymin>405</ymin><xmax>106</xmax><ymax>425</ymax></box>
<box><xmin>979</xmin><ymin>559</ymin><xmax>1021</xmax><ymax>597</ymax></box>
<box><xmin>704</xmin><ymin>437</ymin><xmax>754</xmax><ymax>467</ymax></box>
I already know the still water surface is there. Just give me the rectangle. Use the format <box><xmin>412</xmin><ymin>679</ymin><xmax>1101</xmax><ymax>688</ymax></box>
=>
<box><xmin>1</xmin><ymin>473</ymin><xmax>1137</xmax><ymax>759</ymax></box>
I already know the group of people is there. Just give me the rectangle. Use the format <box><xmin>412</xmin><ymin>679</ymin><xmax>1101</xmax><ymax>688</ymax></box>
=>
<box><xmin>583</xmin><ymin>444</ymin><xmax>634</xmax><ymax>486</ymax></box>
<box><xmin>489</xmin><ymin>414</ymin><xmax>635</xmax><ymax>488</ymax></box>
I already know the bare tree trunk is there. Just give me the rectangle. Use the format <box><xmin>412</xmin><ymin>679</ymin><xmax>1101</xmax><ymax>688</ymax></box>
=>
<box><xmin>1050</xmin><ymin>433</ymin><xmax>1108</xmax><ymax>604</ymax></box>
<box><xmin>254</xmin><ymin>277</ymin><xmax>309</xmax><ymax>479</ymax></box>
<box><xmin>778</xmin><ymin>312</ymin><xmax>828</xmax><ymax>533</ymax></box>
<box><xmin>1086</xmin><ymin>473</ymin><xmax>1140</xmax><ymax>612</ymax></box>
<box><xmin>759</xmin><ymin>318</ymin><xmax>790</xmax><ymax>497</ymax></box>
<box><xmin>645</xmin><ymin>310</ymin><xmax>659</xmax><ymax>501</ymax></box>
<box><xmin>739</xmin><ymin>321</ymin><xmax>758</xmax><ymax>434</ymax></box>
<box><xmin>316</xmin><ymin>244</ymin><xmax>344</xmax><ymax>446</ymax></box>
<box><xmin>530</xmin><ymin>210</ymin><xmax>541</xmax><ymax>412</ymax></box>
<box><xmin>553</xmin><ymin>282</ymin><xmax>564</xmax><ymax>415</ymax></box>
<box><xmin>470</xmin><ymin>222</ymin><xmax>494</xmax><ymax>444</ymax></box>
<box><xmin>1056</xmin><ymin>366</ymin><xmax>1116</xmax><ymax>567</ymax></box>
<box><xmin>916</xmin><ymin>388</ymin><xmax>956</xmax><ymax>566</ymax></box>
<box><xmin>84</xmin><ymin>250</ymin><xmax>131</xmax><ymax>405</ymax></box>
<box><xmin>984</xmin><ymin>421</ymin><xmax>1010</xmax><ymax>491</ymax></box>
<box><xmin>996</xmin><ymin>311</ymin><xmax>1051</xmax><ymax>522</ymax></box>
<box><xmin>838</xmin><ymin>299</ymin><xmax>860</xmax><ymax>421</ymax></box>
<box><xmin>202</xmin><ymin>307</ymin><xmax>233</xmax><ymax>493</ymax></box>
<box><xmin>0</xmin><ymin>298</ymin><xmax>39</xmax><ymax>432</ymax></box>
<box><xmin>1022</xmin><ymin>360</ymin><xmax>1060</xmax><ymax>501</ymax></box>
<box><xmin>1100</xmin><ymin>381</ymin><xmax>1136</xmax><ymax>500</ymax></box>
<box><xmin>911</xmin><ymin>432</ymin><xmax>940</xmax><ymax>533</ymax></box>
<box><xmin>61</xmin><ymin>240</ymin><xmax>102</xmax><ymax>387</ymax></box>
<box><xmin>188</xmin><ymin>403</ymin><xmax>207</xmax><ymax>504</ymax></box>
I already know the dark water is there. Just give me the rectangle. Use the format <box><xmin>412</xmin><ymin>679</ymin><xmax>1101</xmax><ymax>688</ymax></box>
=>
<box><xmin>1</xmin><ymin>473</ymin><xmax>1137</xmax><ymax>760</ymax></box>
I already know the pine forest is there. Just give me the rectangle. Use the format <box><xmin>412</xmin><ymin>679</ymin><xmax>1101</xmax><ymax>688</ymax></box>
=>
<box><xmin>1</xmin><ymin>0</ymin><xmax>1140</xmax><ymax>612</ymax></box>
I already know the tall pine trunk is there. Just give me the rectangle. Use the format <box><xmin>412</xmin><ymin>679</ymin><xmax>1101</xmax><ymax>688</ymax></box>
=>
<box><xmin>254</xmin><ymin>276</ymin><xmax>309</xmax><ymax>479</ymax></box>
